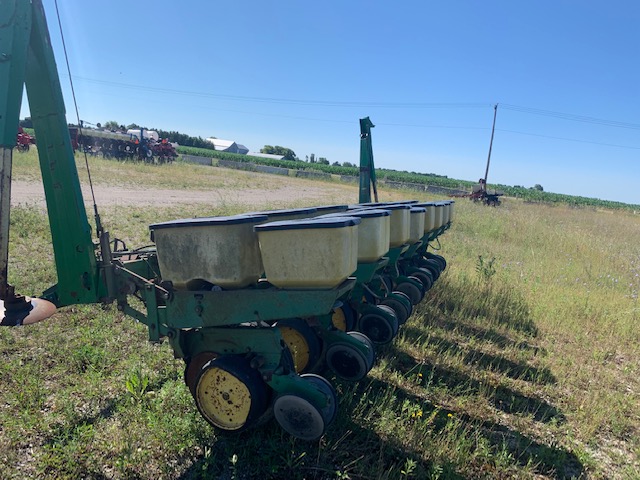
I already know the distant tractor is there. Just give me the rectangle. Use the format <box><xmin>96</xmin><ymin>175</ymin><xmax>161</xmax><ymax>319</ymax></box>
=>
<box><xmin>16</xmin><ymin>127</ymin><xmax>33</xmax><ymax>152</ymax></box>
<box><xmin>456</xmin><ymin>104</ymin><xmax>504</xmax><ymax>206</ymax></box>
<box><xmin>469</xmin><ymin>178</ymin><xmax>503</xmax><ymax>206</ymax></box>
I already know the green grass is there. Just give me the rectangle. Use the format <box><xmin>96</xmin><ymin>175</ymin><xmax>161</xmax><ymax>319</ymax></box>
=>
<box><xmin>1</xmin><ymin>152</ymin><xmax>639</xmax><ymax>479</ymax></box>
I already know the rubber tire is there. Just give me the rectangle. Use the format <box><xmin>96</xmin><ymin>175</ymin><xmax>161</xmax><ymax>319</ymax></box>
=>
<box><xmin>325</xmin><ymin>342</ymin><xmax>369</xmax><ymax>381</ymax></box>
<box><xmin>184</xmin><ymin>351</ymin><xmax>218</xmax><ymax>397</ymax></box>
<box><xmin>194</xmin><ymin>355</ymin><xmax>268</xmax><ymax>433</ymax></box>
<box><xmin>379</xmin><ymin>295</ymin><xmax>411</xmax><ymax>325</ymax></box>
<box><xmin>346</xmin><ymin>331</ymin><xmax>375</xmax><ymax>369</ymax></box>
<box><xmin>396</xmin><ymin>278</ymin><xmax>425</xmax><ymax>305</ymax></box>
<box><xmin>357</xmin><ymin>307</ymin><xmax>398</xmax><ymax>345</ymax></box>
<box><xmin>422</xmin><ymin>259</ymin><xmax>442</xmax><ymax>281</ymax></box>
<box><xmin>411</xmin><ymin>268</ymin><xmax>434</xmax><ymax>292</ymax></box>
<box><xmin>426</xmin><ymin>253</ymin><xmax>447</xmax><ymax>271</ymax></box>
<box><xmin>300</xmin><ymin>373</ymin><xmax>338</xmax><ymax>425</ymax></box>
<box><xmin>274</xmin><ymin>394</ymin><xmax>326</xmax><ymax>441</ymax></box>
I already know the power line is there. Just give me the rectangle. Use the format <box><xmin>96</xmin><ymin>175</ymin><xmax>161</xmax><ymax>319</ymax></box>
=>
<box><xmin>63</xmin><ymin>74</ymin><xmax>489</xmax><ymax>109</ymax></box>
<box><xmin>497</xmin><ymin>128</ymin><xmax>640</xmax><ymax>150</ymax></box>
<box><xmin>62</xmin><ymin>75</ymin><xmax>640</xmax><ymax>132</ymax></box>
<box><xmin>56</xmin><ymin>74</ymin><xmax>640</xmax><ymax>149</ymax></box>
<box><xmin>501</xmin><ymin>104</ymin><xmax>640</xmax><ymax>130</ymax></box>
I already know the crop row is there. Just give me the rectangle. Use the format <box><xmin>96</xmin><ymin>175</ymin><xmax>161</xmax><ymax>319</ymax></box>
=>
<box><xmin>175</xmin><ymin>146</ymin><xmax>638</xmax><ymax>211</ymax></box>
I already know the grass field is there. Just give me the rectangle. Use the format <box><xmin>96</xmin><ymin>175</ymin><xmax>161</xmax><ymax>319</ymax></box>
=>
<box><xmin>1</xmin><ymin>151</ymin><xmax>639</xmax><ymax>479</ymax></box>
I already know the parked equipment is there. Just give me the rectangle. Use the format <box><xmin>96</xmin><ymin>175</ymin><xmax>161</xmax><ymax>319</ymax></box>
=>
<box><xmin>68</xmin><ymin>125</ymin><xmax>177</xmax><ymax>163</ymax></box>
<box><xmin>15</xmin><ymin>126</ymin><xmax>33</xmax><ymax>152</ymax></box>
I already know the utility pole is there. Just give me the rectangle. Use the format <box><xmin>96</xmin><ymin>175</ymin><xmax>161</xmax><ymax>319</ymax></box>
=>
<box><xmin>484</xmin><ymin>103</ymin><xmax>498</xmax><ymax>186</ymax></box>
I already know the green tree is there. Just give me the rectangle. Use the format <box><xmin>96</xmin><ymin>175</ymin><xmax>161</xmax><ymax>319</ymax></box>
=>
<box><xmin>261</xmin><ymin>145</ymin><xmax>297</xmax><ymax>160</ymax></box>
<box><xmin>532</xmin><ymin>184</ymin><xmax>544</xmax><ymax>191</ymax></box>
<box><xmin>103</xmin><ymin>120</ymin><xmax>120</xmax><ymax>131</ymax></box>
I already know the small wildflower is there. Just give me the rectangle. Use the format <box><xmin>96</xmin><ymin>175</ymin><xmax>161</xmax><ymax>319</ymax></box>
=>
<box><xmin>447</xmin><ymin>413</ymin><xmax>453</xmax><ymax>418</ymax></box>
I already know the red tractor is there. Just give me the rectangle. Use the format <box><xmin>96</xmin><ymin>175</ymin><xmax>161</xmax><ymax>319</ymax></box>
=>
<box><xmin>151</xmin><ymin>138</ymin><xmax>178</xmax><ymax>164</ymax></box>
<box><xmin>16</xmin><ymin>126</ymin><xmax>33</xmax><ymax>152</ymax></box>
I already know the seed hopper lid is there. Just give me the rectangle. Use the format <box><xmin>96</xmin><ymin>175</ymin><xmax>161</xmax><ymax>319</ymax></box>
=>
<box><xmin>312</xmin><ymin>204</ymin><xmax>349</xmax><ymax>213</ymax></box>
<box><xmin>254</xmin><ymin>216</ymin><xmax>361</xmax><ymax>232</ymax></box>
<box><xmin>354</xmin><ymin>202</ymin><xmax>387</xmax><ymax>208</ymax></box>
<box><xmin>414</xmin><ymin>201</ymin><xmax>437</xmax><ymax>207</ymax></box>
<box><xmin>244</xmin><ymin>207</ymin><xmax>318</xmax><ymax>218</ymax></box>
<box><xmin>149</xmin><ymin>214</ymin><xmax>270</xmax><ymax>231</ymax></box>
<box><xmin>366</xmin><ymin>203</ymin><xmax>410</xmax><ymax>211</ymax></box>
<box><xmin>410</xmin><ymin>207</ymin><xmax>427</xmax><ymax>213</ymax></box>
<box><xmin>335</xmin><ymin>208</ymin><xmax>390</xmax><ymax>218</ymax></box>
<box><xmin>383</xmin><ymin>200</ymin><xmax>419</xmax><ymax>205</ymax></box>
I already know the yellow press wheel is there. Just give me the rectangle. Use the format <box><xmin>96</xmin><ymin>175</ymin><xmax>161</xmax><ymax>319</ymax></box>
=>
<box><xmin>276</xmin><ymin>319</ymin><xmax>321</xmax><ymax>374</ymax></box>
<box><xmin>331</xmin><ymin>303</ymin><xmax>356</xmax><ymax>332</ymax></box>
<box><xmin>194</xmin><ymin>355</ymin><xmax>268</xmax><ymax>432</ymax></box>
<box><xmin>331</xmin><ymin>307</ymin><xmax>347</xmax><ymax>332</ymax></box>
<box><xmin>184</xmin><ymin>351</ymin><xmax>218</xmax><ymax>397</ymax></box>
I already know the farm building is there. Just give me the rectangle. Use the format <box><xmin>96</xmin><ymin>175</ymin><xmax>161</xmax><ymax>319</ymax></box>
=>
<box><xmin>205</xmin><ymin>138</ymin><xmax>249</xmax><ymax>154</ymax></box>
<box><xmin>248</xmin><ymin>152</ymin><xmax>285</xmax><ymax>160</ymax></box>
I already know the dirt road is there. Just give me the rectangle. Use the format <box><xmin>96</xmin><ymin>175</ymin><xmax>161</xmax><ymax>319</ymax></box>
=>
<box><xmin>9</xmin><ymin>178</ymin><xmax>361</xmax><ymax>209</ymax></box>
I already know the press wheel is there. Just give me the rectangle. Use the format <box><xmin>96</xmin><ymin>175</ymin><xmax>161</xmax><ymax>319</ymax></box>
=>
<box><xmin>331</xmin><ymin>304</ymin><xmax>356</xmax><ymax>332</ymax></box>
<box><xmin>276</xmin><ymin>318</ymin><xmax>321</xmax><ymax>373</ymax></box>
<box><xmin>411</xmin><ymin>268</ymin><xmax>434</xmax><ymax>292</ymax></box>
<box><xmin>426</xmin><ymin>252</ymin><xmax>447</xmax><ymax>271</ymax></box>
<box><xmin>184</xmin><ymin>351</ymin><xmax>218</xmax><ymax>397</ymax></box>
<box><xmin>380</xmin><ymin>294</ymin><xmax>411</xmax><ymax>325</ymax></box>
<box><xmin>396</xmin><ymin>277</ymin><xmax>425</xmax><ymax>305</ymax></box>
<box><xmin>422</xmin><ymin>259</ymin><xmax>442</xmax><ymax>281</ymax></box>
<box><xmin>326</xmin><ymin>341</ymin><xmax>370</xmax><ymax>381</ymax></box>
<box><xmin>357</xmin><ymin>306</ymin><xmax>398</xmax><ymax>345</ymax></box>
<box><xmin>194</xmin><ymin>355</ymin><xmax>268</xmax><ymax>432</ymax></box>
<box><xmin>300</xmin><ymin>373</ymin><xmax>338</xmax><ymax>425</ymax></box>
<box><xmin>274</xmin><ymin>394</ymin><xmax>326</xmax><ymax>441</ymax></box>
<box><xmin>346</xmin><ymin>331</ymin><xmax>375</xmax><ymax>369</ymax></box>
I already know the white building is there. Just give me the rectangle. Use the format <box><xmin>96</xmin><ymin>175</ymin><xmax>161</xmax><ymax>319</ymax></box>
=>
<box><xmin>205</xmin><ymin>138</ymin><xmax>249</xmax><ymax>155</ymax></box>
<box><xmin>248</xmin><ymin>152</ymin><xmax>285</xmax><ymax>160</ymax></box>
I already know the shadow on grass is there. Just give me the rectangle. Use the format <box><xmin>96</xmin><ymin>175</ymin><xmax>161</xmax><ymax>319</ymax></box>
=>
<box><xmin>426</xmin><ymin>276</ymin><xmax>538</xmax><ymax>335</ymax></box>
<box><xmin>354</xmin><ymin>378</ymin><xmax>583</xmax><ymax>479</ymax></box>
<box><xmin>178</xmin><ymin>401</ymin><xmax>466</xmax><ymax>480</ymax></box>
<box><xmin>400</xmin><ymin>325</ymin><xmax>556</xmax><ymax>385</ymax></box>
<box><xmin>421</xmin><ymin>313</ymin><xmax>545</xmax><ymax>354</ymax></box>
<box><xmin>387</xmin><ymin>345</ymin><xmax>564</xmax><ymax>424</ymax></box>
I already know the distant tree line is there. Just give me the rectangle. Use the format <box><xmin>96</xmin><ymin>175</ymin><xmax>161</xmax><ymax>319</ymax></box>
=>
<box><xmin>153</xmin><ymin>129</ymin><xmax>213</xmax><ymax>149</ymax></box>
<box><xmin>260</xmin><ymin>145</ymin><xmax>297</xmax><ymax>160</ymax></box>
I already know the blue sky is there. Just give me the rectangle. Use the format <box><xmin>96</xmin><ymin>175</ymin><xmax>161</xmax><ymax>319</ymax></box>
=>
<box><xmin>22</xmin><ymin>1</ymin><xmax>640</xmax><ymax>204</ymax></box>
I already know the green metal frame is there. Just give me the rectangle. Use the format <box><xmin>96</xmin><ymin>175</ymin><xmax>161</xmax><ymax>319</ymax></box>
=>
<box><xmin>1</xmin><ymin>0</ymin><xmax>102</xmax><ymax>306</ymax></box>
<box><xmin>358</xmin><ymin>117</ymin><xmax>378</xmax><ymax>203</ymax></box>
